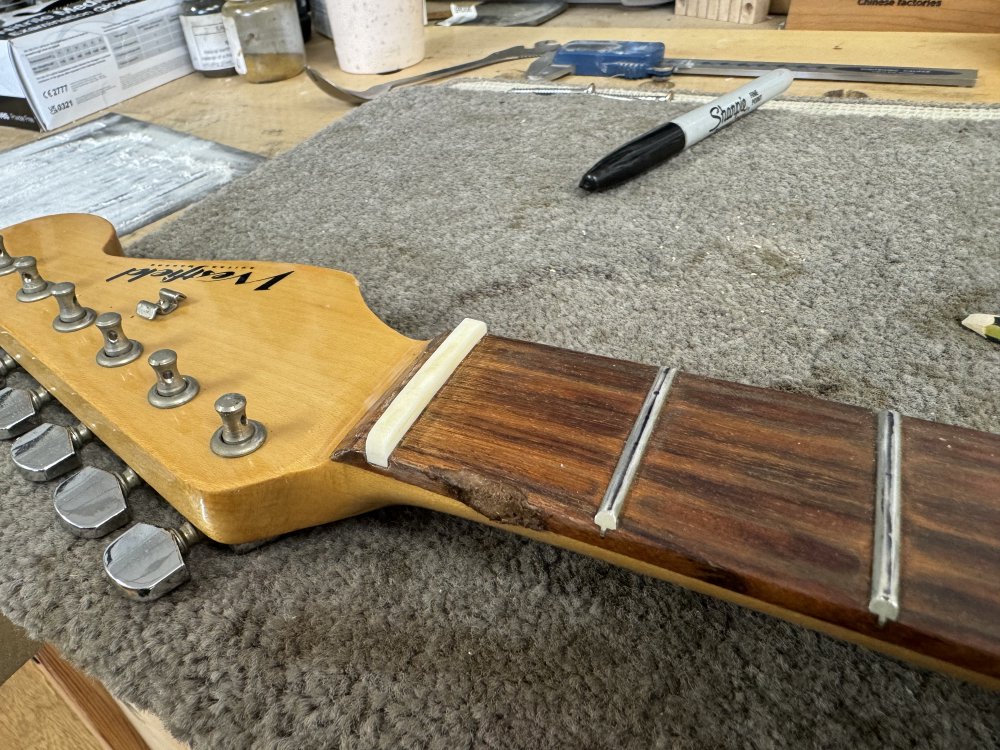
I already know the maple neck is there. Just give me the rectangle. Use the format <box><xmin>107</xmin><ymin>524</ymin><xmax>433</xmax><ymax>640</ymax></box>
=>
<box><xmin>336</xmin><ymin>335</ymin><xmax>1000</xmax><ymax>688</ymax></box>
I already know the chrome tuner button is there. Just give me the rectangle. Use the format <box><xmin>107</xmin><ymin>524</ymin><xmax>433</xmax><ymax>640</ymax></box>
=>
<box><xmin>0</xmin><ymin>235</ymin><xmax>16</xmax><ymax>276</ymax></box>
<box><xmin>53</xmin><ymin>466</ymin><xmax>140</xmax><ymax>538</ymax></box>
<box><xmin>51</xmin><ymin>282</ymin><xmax>97</xmax><ymax>333</ymax></box>
<box><xmin>104</xmin><ymin>521</ymin><xmax>205</xmax><ymax>601</ymax></box>
<box><xmin>11</xmin><ymin>422</ymin><xmax>93</xmax><ymax>482</ymax></box>
<box><xmin>95</xmin><ymin>312</ymin><xmax>143</xmax><ymax>367</ymax></box>
<box><xmin>147</xmin><ymin>349</ymin><xmax>199</xmax><ymax>408</ymax></box>
<box><xmin>0</xmin><ymin>384</ymin><xmax>52</xmax><ymax>439</ymax></box>
<box><xmin>14</xmin><ymin>256</ymin><xmax>51</xmax><ymax>302</ymax></box>
<box><xmin>136</xmin><ymin>288</ymin><xmax>186</xmax><ymax>320</ymax></box>
<box><xmin>210</xmin><ymin>393</ymin><xmax>267</xmax><ymax>458</ymax></box>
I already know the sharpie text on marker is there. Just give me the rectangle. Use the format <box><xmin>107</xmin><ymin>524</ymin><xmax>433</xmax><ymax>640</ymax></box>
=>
<box><xmin>579</xmin><ymin>69</ymin><xmax>793</xmax><ymax>192</ymax></box>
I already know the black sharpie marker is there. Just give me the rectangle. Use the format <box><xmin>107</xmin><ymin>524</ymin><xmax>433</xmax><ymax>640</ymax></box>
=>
<box><xmin>579</xmin><ymin>69</ymin><xmax>793</xmax><ymax>192</ymax></box>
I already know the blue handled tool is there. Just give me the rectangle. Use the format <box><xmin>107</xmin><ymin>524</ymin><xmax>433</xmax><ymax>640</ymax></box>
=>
<box><xmin>526</xmin><ymin>40</ymin><xmax>978</xmax><ymax>88</ymax></box>
<box><xmin>531</xmin><ymin>40</ymin><xmax>673</xmax><ymax>80</ymax></box>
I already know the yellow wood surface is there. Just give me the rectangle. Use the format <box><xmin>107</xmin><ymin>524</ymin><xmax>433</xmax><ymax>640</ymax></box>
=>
<box><xmin>0</xmin><ymin>214</ymin><xmax>426</xmax><ymax>543</ymax></box>
<box><xmin>33</xmin><ymin>645</ymin><xmax>151</xmax><ymax>750</ymax></box>
<box><xmin>0</xmin><ymin>25</ymin><xmax>996</xmax><ymax>162</ymax></box>
<box><xmin>787</xmin><ymin>0</ymin><xmax>1000</xmax><ymax>33</ymax></box>
<box><xmin>0</xmin><ymin>661</ymin><xmax>105</xmax><ymax>750</ymax></box>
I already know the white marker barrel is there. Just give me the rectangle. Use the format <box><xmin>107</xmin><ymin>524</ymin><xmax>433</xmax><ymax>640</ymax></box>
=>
<box><xmin>672</xmin><ymin>69</ymin><xmax>794</xmax><ymax>148</ymax></box>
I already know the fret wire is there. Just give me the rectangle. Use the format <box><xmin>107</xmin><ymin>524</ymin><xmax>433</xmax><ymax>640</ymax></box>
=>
<box><xmin>869</xmin><ymin>409</ymin><xmax>903</xmax><ymax>625</ymax></box>
<box><xmin>594</xmin><ymin>366</ymin><xmax>677</xmax><ymax>536</ymax></box>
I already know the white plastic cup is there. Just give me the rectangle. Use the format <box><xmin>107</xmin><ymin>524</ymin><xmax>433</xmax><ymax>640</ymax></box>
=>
<box><xmin>326</xmin><ymin>0</ymin><xmax>425</xmax><ymax>74</ymax></box>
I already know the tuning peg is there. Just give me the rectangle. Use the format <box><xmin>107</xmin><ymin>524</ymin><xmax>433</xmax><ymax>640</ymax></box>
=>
<box><xmin>53</xmin><ymin>466</ymin><xmax>140</xmax><ymax>538</ymax></box>
<box><xmin>11</xmin><ymin>422</ymin><xmax>92</xmax><ymax>481</ymax></box>
<box><xmin>14</xmin><ymin>256</ymin><xmax>52</xmax><ymax>302</ymax></box>
<box><xmin>51</xmin><ymin>282</ymin><xmax>97</xmax><ymax>333</ymax></box>
<box><xmin>95</xmin><ymin>312</ymin><xmax>143</xmax><ymax>367</ymax></box>
<box><xmin>0</xmin><ymin>235</ymin><xmax>16</xmax><ymax>276</ymax></box>
<box><xmin>0</xmin><ymin>349</ymin><xmax>18</xmax><ymax>385</ymax></box>
<box><xmin>103</xmin><ymin>521</ymin><xmax>205</xmax><ymax>601</ymax></box>
<box><xmin>0</xmin><ymin>384</ymin><xmax>51</xmax><ymax>439</ymax></box>
<box><xmin>210</xmin><ymin>393</ymin><xmax>267</xmax><ymax>457</ymax></box>
<box><xmin>147</xmin><ymin>349</ymin><xmax>199</xmax><ymax>408</ymax></box>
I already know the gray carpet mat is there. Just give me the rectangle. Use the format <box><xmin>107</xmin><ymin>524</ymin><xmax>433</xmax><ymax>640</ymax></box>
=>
<box><xmin>1</xmin><ymin>85</ymin><xmax>999</xmax><ymax>749</ymax></box>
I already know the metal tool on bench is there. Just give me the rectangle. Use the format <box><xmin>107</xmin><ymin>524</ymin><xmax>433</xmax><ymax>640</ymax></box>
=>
<box><xmin>306</xmin><ymin>40</ymin><xmax>561</xmax><ymax>104</ymax></box>
<box><xmin>527</xmin><ymin>40</ymin><xmax>979</xmax><ymax>88</ymax></box>
<box><xmin>437</xmin><ymin>1</ymin><xmax>567</xmax><ymax>27</ymax></box>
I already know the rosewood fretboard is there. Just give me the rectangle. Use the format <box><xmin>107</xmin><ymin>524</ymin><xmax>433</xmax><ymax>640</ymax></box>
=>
<box><xmin>336</xmin><ymin>335</ymin><xmax>1000</xmax><ymax>687</ymax></box>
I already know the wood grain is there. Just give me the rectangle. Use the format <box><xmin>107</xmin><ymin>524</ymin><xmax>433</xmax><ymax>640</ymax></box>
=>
<box><xmin>675</xmin><ymin>0</ymin><xmax>770</xmax><ymax>25</ymax></box>
<box><xmin>34</xmin><ymin>645</ymin><xmax>151</xmax><ymax>750</ymax></box>
<box><xmin>0</xmin><ymin>660</ymin><xmax>105</xmax><ymax>750</ymax></box>
<box><xmin>337</xmin><ymin>336</ymin><xmax>1000</xmax><ymax>686</ymax></box>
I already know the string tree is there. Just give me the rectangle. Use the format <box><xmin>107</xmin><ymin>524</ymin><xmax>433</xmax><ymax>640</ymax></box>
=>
<box><xmin>136</xmin><ymin>288</ymin><xmax>186</xmax><ymax>320</ymax></box>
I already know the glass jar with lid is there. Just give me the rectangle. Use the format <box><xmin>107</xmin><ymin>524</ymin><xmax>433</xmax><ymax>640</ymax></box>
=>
<box><xmin>180</xmin><ymin>0</ymin><xmax>237</xmax><ymax>77</ymax></box>
<box><xmin>221</xmin><ymin>0</ymin><xmax>305</xmax><ymax>83</ymax></box>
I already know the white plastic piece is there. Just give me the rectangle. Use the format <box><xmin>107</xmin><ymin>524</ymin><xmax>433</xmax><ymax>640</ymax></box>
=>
<box><xmin>365</xmin><ymin>318</ymin><xmax>487</xmax><ymax>468</ymax></box>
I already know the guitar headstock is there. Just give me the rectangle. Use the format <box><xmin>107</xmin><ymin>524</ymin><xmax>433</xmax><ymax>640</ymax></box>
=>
<box><xmin>0</xmin><ymin>214</ymin><xmax>427</xmax><ymax>547</ymax></box>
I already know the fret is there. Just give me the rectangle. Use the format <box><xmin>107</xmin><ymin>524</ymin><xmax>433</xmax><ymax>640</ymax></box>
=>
<box><xmin>336</xmin><ymin>335</ymin><xmax>1000</xmax><ymax>686</ymax></box>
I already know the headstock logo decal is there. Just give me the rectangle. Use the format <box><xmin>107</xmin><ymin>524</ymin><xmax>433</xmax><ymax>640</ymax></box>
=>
<box><xmin>106</xmin><ymin>264</ymin><xmax>292</xmax><ymax>291</ymax></box>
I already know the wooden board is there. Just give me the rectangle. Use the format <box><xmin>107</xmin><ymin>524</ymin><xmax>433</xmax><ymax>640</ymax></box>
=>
<box><xmin>676</xmin><ymin>0</ymin><xmax>770</xmax><ymax>25</ymax></box>
<box><xmin>788</xmin><ymin>0</ymin><xmax>1000</xmax><ymax>32</ymax></box>
<box><xmin>0</xmin><ymin>660</ymin><xmax>106</xmax><ymax>750</ymax></box>
<box><xmin>34</xmin><ymin>645</ymin><xmax>151</xmax><ymax>750</ymax></box>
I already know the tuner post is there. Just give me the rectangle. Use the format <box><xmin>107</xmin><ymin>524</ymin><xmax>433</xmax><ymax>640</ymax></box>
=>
<box><xmin>211</xmin><ymin>393</ymin><xmax>267</xmax><ymax>457</ymax></box>
<box><xmin>14</xmin><ymin>256</ymin><xmax>52</xmax><ymax>302</ymax></box>
<box><xmin>147</xmin><ymin>349</ymin><xmax>200</xmax><ymax>408</ymax></box>
<box><xmin>95</xmin><ymin>312</ymin><xmax>143</xmax><ymax>367</ymax></box>
<box><xmin>0</xmin><ymin>235</ymin><xmax>16</xmax><ymax>276</ymax></box>
<box><xmin>51</xmin><ymin>282</ymin><xmax>97</xmax><ymax>333</ymax></box>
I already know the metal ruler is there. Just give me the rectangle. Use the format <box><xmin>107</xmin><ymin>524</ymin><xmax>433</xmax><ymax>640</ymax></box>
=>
<box><xmin>526</xmin><ymin>42</ymin><xmax>978</xmax><ymax>88</ymax></box>
<box><xmin>665</xmin><ymin>58</ymin><xmax>977</xmax><ymax>88</ymax></box>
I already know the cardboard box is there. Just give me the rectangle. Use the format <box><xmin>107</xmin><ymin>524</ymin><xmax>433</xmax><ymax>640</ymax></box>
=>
<box><xmin>0</xmin><ymin>0</ymin><xmax>192</xmax><ymax>131</ymax></box>
<box><xmin>786</xmin><ymin>0</ymin><xmax>1000</xmax><ymax>32</ymax></box>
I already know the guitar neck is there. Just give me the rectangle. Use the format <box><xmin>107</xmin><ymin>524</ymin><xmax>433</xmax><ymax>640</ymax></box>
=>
<box><xmin>336</xmin><ymin>335</ymin><xmax>1000</xmax><ymax>688</ymax></box>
